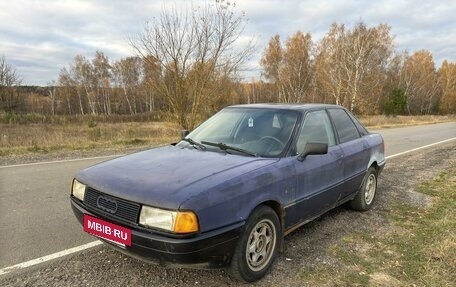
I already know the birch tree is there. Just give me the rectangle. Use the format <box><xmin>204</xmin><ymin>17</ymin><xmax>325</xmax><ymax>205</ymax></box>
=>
<box><xmin>261</xmin><ymin>31</ymin><xmax>313</xmax><ymax>103</ymax></box>
<box><xmin>113</xmin><ymin>56</ymin><xmax>143</xmax><ymax>114</ymax></box>
<box><xmin>130</xmin><ymin>0</ymin><xmax>254</xmax><ymax>129</ymax></box>
<box><xmin>315</xmin><ymin>22</ymin><xmax>393</xmax><ymax>113</ymax></box>
<box><xmin>72</xmin><ymin>55</ymin><xmax>95</xmax><ymax>114</ymax></box>
<box><xmin>92</xmin><ymin>51</ymin><xmax>112</xmax><ymax>115</ymax></box>
<box><xmin>438</xmin><ymin>60</ymin><xmax>456</xmax><ymax>114</ymax></box>
<box><xmin>398</xmin><ymin>50</ymin><xmax>440</xmax><ymax>114</ymax></box>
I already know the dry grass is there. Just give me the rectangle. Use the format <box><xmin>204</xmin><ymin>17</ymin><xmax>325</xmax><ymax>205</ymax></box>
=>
<box><xmin>0</xmin><ymin>114</ymin><xmax>454</xmax><ymax>157</ymax></box>
<box><xmin>298</xmin><ymin>167</ymin><xmax>456</xmax><ymax>287</ymax></box>
<box><xmin>359</xmin><ymin>114</ymin><xmax>455</xmax><ymax>129</ymax></box>
<box><xmin>0</xmin><ymin>121</ymin><xmax>180</xmax><ymax>156</ymax></box>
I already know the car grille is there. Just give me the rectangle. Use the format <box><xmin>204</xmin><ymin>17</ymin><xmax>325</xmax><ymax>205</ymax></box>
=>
<box><xmin>84</xmin><ymin>187</ymin><xmax>140</xmax><ymax>223</ymax></box>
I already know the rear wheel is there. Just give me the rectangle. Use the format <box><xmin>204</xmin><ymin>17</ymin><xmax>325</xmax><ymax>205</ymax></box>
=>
<box><xmin>350</xmin><ymin>166</ymin><xmax>378</xmax><ymax>211</ymax></box>
<box><xmin>228</xmin><ymin>206</ymin><xmax>281</xmax><ymax>282</ymax></box>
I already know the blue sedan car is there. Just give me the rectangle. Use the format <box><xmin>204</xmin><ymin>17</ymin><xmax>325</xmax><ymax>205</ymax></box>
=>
<box><xmin>70</xmin><ymin>104</ymin><xmax>385</xmax><ymax>282</ymax></box>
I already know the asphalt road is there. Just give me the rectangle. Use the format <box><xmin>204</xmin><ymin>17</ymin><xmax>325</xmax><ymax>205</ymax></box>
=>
<box><xmin>0</xmin><ymin>122</ymin><xmax>455</xmax><ymax>270</ymax></box>
<box><xmin>374</xmin><ymin>122</ymin><xmax>455</xmax><ymax>156</ymax></box>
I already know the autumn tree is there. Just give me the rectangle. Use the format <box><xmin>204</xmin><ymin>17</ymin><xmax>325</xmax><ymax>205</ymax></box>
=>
<box><xmin>382</xmin><ymin>51</ymin><xmax>407</xmax><ymax>109</ymax></box>
<box><xmin>261</xmin><ymin>35</ymin><xmax>282</xmax><ymax>97</ymax></box>
<box><xmin>112</xmin><ymin>56</ymin><xmax>143</xmax><ymax>114</ymax></box>
<box><xmin>438</xmin><ymin>60</ymin><xmax>456</xmax><ymax>114</ymax></box>
<box><xmin>142</xmin><ymin>55</ymin><xmax>162</xmax><ymax>113</ymax></box>
<box><xmin>238</xmin><ymin>80</ymin><xmax>276</xmax><ymax>104</ymax></box>
<box><xmin>0</xmin><ymin>56</ymin><xmax>22</xmax><ymax>112</ymax></box>
<box><xmin>71</xmin><ymin>54</ymin><xmax>93</xmax><ymax>114</ymax></box>
<box><xmin>130</xmin><ymin>0</ymin><xmax>254</xmax><ymax>129</ymax></box>
<box><xmin>58</xmin><ymin>51</ymin><xmax>115</xmax><ymax>115</ymax></box>
<box><xmin>396</xmin><ymin>50</ymin><xmax>440</xmax><ymax>114</ymax></box>
<box><xmin>47</xmin><ymin>80</ymin><xmax>57</xmax><ymax>115</ymax></box>
<box><xmin>261</xmin><ymin>31</ymin><xmax>313</xmax><ymax>103</ymax></box>
<box><xmin>92</xmin><ymin>51</ymin><xmax>112</xmax><ymax>115</ymax></box>
<box><xmin>315</xmin><ymin>22</ymin><xmax>393</xmax><ymax>113</ymax></box>
<box><xmin>58</xmin><ymin>67</ymin><xmax>80</xmax><ymax>114</ymax></box>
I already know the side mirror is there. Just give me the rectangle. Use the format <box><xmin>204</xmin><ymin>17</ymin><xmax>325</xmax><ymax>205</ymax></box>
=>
<box><xmin>297</xmin><ymin>142</ymin><xmax>328</xmax><ymax>161</ymax></box>
<box><xmin>181</xmin><ymin>130</ymin><xmax>190</xmax><ymax>139</ymax></box>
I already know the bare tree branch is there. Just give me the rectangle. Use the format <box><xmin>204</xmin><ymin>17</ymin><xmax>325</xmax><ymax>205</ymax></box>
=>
<box><xmin>130</xmin><ymin>0</ymin><xmax>254</xmax><ymax>129</ymax></box>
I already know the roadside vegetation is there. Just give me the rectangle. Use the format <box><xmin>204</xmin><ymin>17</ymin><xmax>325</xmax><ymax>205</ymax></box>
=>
<box><xmin>298</xmin><ymin>167</ymin><xmax>456</xmax><ymax>286</ymax></box>
<box><xmin>0</xmin><ymin>114</ymin><xmax>180</xmax><ymax>157</ymax></box>
<box><xmin>358</xmin><ymin>114</ymin><xmax>455</xmax><ymax>129</ymax></box>
<box><xmin>0</xmin><ymin>113</ymin><xmax>453</xmax><ymax>157</ymax></box>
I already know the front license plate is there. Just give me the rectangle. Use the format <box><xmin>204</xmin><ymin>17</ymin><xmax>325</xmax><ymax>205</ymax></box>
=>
<box><xmin>83</xmin><ymin>214</ymin><xmax>132</xmax><ymax>246</ymax></box>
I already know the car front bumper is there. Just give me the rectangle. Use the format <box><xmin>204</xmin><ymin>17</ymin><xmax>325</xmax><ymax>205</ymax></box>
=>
<box><xmin>70</xmin><ymin>197</ymin><xmax>243</xmax><ymax>269</ymax></box>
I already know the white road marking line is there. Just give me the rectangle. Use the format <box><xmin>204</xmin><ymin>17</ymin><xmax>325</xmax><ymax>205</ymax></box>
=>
<box><xmin>1</xmin><ymin>136</ymin><xmax>455</xmax><ymax>276</ymax></box>
<box><xmin>385</xmin><ymin>137</ymin><xmax>456</xmax><ymax>159</ymax></box>
<box><xmin>0</xmin><ymin>154</ymin><xmax>122</xmax><ymax>169</ymax></box>
<box><xmin>0</xmin><ymin>241</ymin><xmax>102</xmax><ymax>276</ymax></box>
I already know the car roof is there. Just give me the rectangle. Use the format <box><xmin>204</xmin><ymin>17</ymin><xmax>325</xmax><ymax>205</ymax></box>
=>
<box><xmin>227</xmin><ymin>103</ymin><xmax>343</xmax><ymax>111</ymax></box>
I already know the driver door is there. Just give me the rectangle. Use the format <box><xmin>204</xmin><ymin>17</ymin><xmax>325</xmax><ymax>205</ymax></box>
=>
<box><xmin>285</xmin><ymin>110</ymin><xmax>344</xmax><ymax>229</ymax></box>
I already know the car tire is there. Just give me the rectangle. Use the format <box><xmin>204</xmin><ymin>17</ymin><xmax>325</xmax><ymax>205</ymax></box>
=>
<box><xmin>350</xmin><ymin>166</ymin><xmax>378</xmax><ymax>211</ymax></box>
<box><xmin>228</xmin><ymin>205</ymin><xmax>282</xmax><ymax>282</ymax></box>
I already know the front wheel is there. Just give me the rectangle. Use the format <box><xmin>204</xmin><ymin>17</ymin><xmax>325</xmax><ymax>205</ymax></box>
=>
<box><xmin>350</xmin><ymin>166</ymin><xmax>378</xmax><ymax>211</ymax></box>
<box><xmin>228</xmin><ymin>206</ymin><xmax>282</xmax><ymax>282</ymax></box>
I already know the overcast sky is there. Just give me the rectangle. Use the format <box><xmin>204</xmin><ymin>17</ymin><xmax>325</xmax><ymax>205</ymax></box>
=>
<box><xmin>1</xmin><ymin>0</ymin><xmax>455</xmax><ymax>86</ymax></box>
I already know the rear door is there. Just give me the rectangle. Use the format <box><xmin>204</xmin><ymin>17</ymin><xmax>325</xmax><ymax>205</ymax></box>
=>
<box><xmin>327</xmin><ymin>108</ymin><xmax>370</xmax><ymax>199</ymax></box>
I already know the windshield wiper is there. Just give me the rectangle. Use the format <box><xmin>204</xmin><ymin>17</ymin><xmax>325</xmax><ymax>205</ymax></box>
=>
<box><xmin>181</xmin><ymin>138</ymin><xmax>206</xmax><ymax>150</ymax></box>
<box><xmin>201</xmin><ymin>141</ymin><xmax>257</xmax><ymax>157</ymax></box>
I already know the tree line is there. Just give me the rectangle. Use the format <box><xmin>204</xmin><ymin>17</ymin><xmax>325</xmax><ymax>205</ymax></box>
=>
<box><xmin>1</xmin><ymin>1</ymin><xmax>455</xmax><ymax>129</ymax></box>
<box><xmin>260</xmin><ymin>23</ymin><xmax>455</xmax><ymax>116</ymax></box>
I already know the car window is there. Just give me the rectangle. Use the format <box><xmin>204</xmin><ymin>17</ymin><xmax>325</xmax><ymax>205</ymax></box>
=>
<box><xmin>296</xmin><ymin>110</ymin><xmax>336</xmax><ymax>155</ymax></box>
<box><xmin>328</xmin><ymin>109</ymin><xmax>360</xmax><ymax>144</ymax></box>
<box><xmin>185</xmin><ymin>108</ymin><xmax>300</xmax><ymax>157</ymax></box>
<box><xmin>233</xmin><ymin>110</ymin><xmax>298</xmax><ymax>156</ymax></box>
<box><xmin>193</xmin><ymin>110</ymin><xmax>241</xmax><ymax>139</ymax></box>
<box><xmin>346</xmin><ymin>110</ymin><xmax>369</xmax><ymax>136</ymax></box>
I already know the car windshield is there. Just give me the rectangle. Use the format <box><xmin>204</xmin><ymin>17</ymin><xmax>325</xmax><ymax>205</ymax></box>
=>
<box><xmin>177</xmin><ymin>108</ymin><xmax>300</xmax><ymax>157</ymax></box>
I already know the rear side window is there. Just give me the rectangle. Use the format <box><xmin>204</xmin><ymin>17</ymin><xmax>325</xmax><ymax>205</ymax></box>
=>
<box><xmin>328</xmin><ymin>109</ymin><xmax>360</xmax><ymax>144</ymax></box>
<box><xmin>346</xmin><ymin>111</ymin><xmax>369</xmax><ymax>136</ymax></box>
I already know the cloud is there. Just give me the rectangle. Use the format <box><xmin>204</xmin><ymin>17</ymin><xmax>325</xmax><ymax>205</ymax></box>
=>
<box><xmin>0</xmin><ymin>0</ymin><xmax>455</xmax><ymax>85</ymax></box>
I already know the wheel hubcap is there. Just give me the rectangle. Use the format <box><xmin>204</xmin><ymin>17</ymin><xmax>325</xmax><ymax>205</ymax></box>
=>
<box><xmin>364</xmin><ymin>174</ymin><xmax>377</xmax><ymax>205</ymax></box>
<box><xmin>246</xmin><ymin>219</ymin><xmax>276</xmax><ymax>272</ymax></box>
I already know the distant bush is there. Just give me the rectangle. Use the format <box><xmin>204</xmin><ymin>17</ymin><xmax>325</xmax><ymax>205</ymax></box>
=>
<box><xmin>0</xmin><ymin>112</ymin><xmax>47</xmax><ymax>124</ymax></box>
<box><xmin>383</xmin><ymin>88</ymin><xmax>407</xmax><ymax>116</ymax></box>
<box><xmin>88</xmin><ymin>127</ymin><xmax>102</xmax><ymax>141</ymax></box>
<box><xmin>87</xmin><ymin>119</ymin><xmax>97</xmax><ymax>128</ymax></box>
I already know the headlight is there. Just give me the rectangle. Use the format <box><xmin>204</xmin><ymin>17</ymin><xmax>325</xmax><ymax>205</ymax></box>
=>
<box><xmin>139</xmin><ymin>205</ymin><xmax>199</xmax><ymax>234</ymax></box>
<box><xmin>71</xmin><ymin>179</ymin><xmax>86</xmax><ymax>201</ymax></box>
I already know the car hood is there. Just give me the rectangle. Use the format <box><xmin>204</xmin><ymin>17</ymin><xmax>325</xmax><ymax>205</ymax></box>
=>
<box><xmin>76</xmin><ymin>145</ymin><xmax>277</xmax><ymax>209</ymax></box>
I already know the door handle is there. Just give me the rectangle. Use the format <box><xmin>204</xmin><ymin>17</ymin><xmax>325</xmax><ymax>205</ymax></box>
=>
<box><xmin>337</xmin><ymin>153</ymin><xmax>343</xmax><ymax>164</ymax></box>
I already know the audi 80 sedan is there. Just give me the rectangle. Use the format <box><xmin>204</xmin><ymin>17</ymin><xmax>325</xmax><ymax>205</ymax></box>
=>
<box><xmin>70</xmin><ymin>104</ymin><xmax>385</xmax><ymax>282</ymax></box>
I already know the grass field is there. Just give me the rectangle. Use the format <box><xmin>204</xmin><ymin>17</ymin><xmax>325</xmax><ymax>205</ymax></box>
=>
<box><xmin>0</xmin><ymin>120</ymin><xmax>180</xmax><ymax>156</ymax></box>
<box><xmin>0</xmin><ymin>114</ymin><xmax>454</xmax><ymax>157</ymax></box>
<box><xmin>298</xmin><ymin>167</ymin><xmax>456</xmax><ymax>286</ymax></box>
